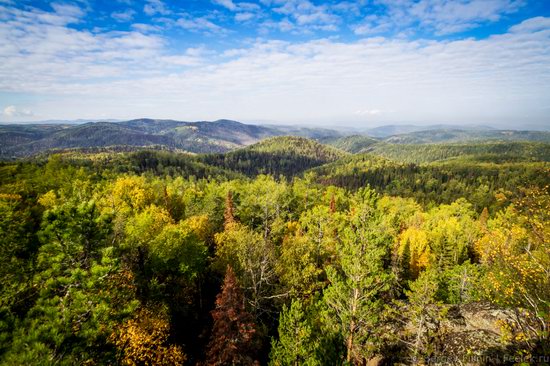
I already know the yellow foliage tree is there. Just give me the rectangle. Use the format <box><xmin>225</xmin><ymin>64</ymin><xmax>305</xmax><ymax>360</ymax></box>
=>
<box><xmin>104</xmin><ymin>175</ymin><xmax>153</xmax><ymax>214</ymax></box>
<box><xmin>475</xmin><ymin>192</ymin><xmax>549</xmax><ymax>347</ymax></box>
<box><xmin>182</xmin><ymin>214</ymin><xmax>212</xmax><ymax>244</ymax></box>
<box><xmin>397</xmin><ymin>226</ymin><xmax>431</xmax><ymax>277</ymax></box>
<box><xmin>37</xmin><ymin>190</ymin><xmax>57</xmax><ymax>208</ymax></box>
<box><xmin>111</xmin><ymin>307</ymin><xmax>186</xmax><ymax>366</ymax></box>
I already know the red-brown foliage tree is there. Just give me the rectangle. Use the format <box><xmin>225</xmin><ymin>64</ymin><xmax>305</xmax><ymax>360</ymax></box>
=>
<box><xmin>206</xmin><ymin>266</ymin><xmax>259</xmax><ymax>366</ymax></box>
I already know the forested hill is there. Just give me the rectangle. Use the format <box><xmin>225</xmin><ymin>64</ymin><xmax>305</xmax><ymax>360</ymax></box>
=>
<box><xmin>0</xmin><ymin>119</ymin><xmax>347</xmax><ymax>159</ymax></box>
<box><xmin>0</xmin><ymin>119</ymin><xmax>284</xmax><ymax>158</ymax></box>
<box><xmin>383</xmin><ymin>128</ymin><xmax>550</xmax><ymax>144</ymax></box>
<box><xmin>367</xmin><ymin>141</ymin><xmax>550</xmax><ymax>164</ymax></box>
<box><xmin>321</xmin><ymin>135</ymin><xmax>379</xmax><ymax>153</ymax></box>
<box><xmin>201</xmin><ymin>136</ymin><xmax>348</xmax><ymax>177</ymax></box>
<box><xmin>2</xmin><ymin>119</ymin><xmax>550</xmax><ymax>159</ymax></box>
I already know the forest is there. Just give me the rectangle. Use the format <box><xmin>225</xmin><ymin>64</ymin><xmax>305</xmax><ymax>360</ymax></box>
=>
<box><xmin>0</xmin><ymin>136</ymin><xmax>549</xmax><ymax>365</ymax></box>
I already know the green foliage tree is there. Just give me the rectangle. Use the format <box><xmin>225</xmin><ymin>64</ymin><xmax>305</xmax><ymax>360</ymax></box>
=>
<box><xmin>270</xmin><ymin>298</ymin><xmax>340</xmax><ymax>366</ymax></box>
<box><xmin>2</xmin><ymin>200</ymin><xmax>137</xmax><ymax>365</ymax></box>
<box><xmin>215</xmin><ymin>223</ymin><xmax>278</xmax><ymax>317</ymax></box>
<box><xmin>323</xmin><ymin>196</ymin><xmax>393</xmax><ymax>364</ymax></box>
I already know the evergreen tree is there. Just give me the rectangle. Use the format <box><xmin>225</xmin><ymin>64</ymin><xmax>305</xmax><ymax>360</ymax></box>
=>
<box><xmin>269</xmin><ymin>298</ymin><xmax>341</xmax><ymax>366</ymax></box>
<box><xmin>323</xmin><ymin>200</ymin><xmax>393</xmax><ymax>364</ymax></box>
<box><xmin>269</xmin><ymin>300</ymin><xmax>317</xmax><ymax>366</ymax></box>
<box><xmin>403</xmin><ymin>268</ymin><xmax>447</xmax><ymax>361</ymax></box>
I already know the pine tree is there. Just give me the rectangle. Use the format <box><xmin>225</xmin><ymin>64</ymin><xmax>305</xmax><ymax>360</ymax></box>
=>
<box><xmin>323</xmin><ymin>201</ymin><xmax>393</xmax><ymax>364</ymax></box>
<box><xmin>270</xmin><ymin>300</ymin><xmax>315</xmax><ymax>366</ymax></box>
<box><xmin>404</xmin><ymin>268</ymin><xmax>447</xmax><ymax>360</ymax></box>
<box><xmin>206</xmin><ymin>266</ymin><xmax>259</xmax><ymax>366</ymax></box>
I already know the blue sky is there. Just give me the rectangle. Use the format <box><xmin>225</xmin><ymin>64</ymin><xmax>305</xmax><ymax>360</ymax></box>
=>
<box><xmin>1</xmin><ymin>0</ymin><xmax>550</xmax><ymax>128</ymax></box>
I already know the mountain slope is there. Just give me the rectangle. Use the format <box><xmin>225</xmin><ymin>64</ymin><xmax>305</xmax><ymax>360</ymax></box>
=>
<box><xmin>1</xmin><ymin>122</ymin><xmax>176</xmax><ymax>158</ymax></box>
<box><xmin>321</xmin><ymin>135</ymin><xmax>379</xmax><ymax>153</ymax></box>
<box><xmin>2</xmin><ymin>120</ymin><xmax>550</xmax><ymax>160</ymax></box>
<box><xmin>307</xmin><ymin>147</ymin><xmax>549</xmax><ymax>211</ymax></box>
<box><xmin>0</xmin><ymin>119</ymin><xmax>343</xmax><ymax>159</ymax></box>
<box><xmin>364</xmin><ymin>124</ymin><xmax>494</xmax><ymax>138</ymax></box>
<box><xmin>0</xmin><ymin>119</ymin><xmax>282</xmax><ymax>158</ymax></box>
<box><xmin>201</xmin><ymin>136</ymin><xmax>348</xmax><ymax>177</ymax></box>
<box><xmin>367</xmin><ymin>141</ymin><xmax>550</xmax><ymax>164</ymax></box>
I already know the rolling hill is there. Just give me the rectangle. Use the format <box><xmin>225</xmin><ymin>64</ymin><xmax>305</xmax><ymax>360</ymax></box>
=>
<box><xmin>321</xmin><ymin>135</ymin><xmax>379</xmax><ymax>153</ymax></box>
<box><xmin>0</xmin><ymin>119</ymin><xmax>287</xmax><ymax>159</ymax></box>
<box><xmin>2</xmin><ymin>119</ymin><xmax>550</xmax><ymax>160</ymax></box>
<box><xmin>0</xmin><ymin>119</ymin><xmax>346</xmax><ymax>159</ymax></box>
<box><xmin>367</xmin><ymin>141</ymin><xmax>550</xmax><ymax>164</ymax></box>
<box><xmin>201</xmin><ymin>136</ymin><xmax>348</xmax><ymax>177</ymax></box>
<box><xmin>382</xmin><ymin>128</ymin><xmax>550</xmax><ymax>144</ymax></box>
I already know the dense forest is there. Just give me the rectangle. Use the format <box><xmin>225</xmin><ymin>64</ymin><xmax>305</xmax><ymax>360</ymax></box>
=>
<box><xmin>0</xmin><ymin>136</ymin><xmax>549</xmax><ymax>365</ymax></box>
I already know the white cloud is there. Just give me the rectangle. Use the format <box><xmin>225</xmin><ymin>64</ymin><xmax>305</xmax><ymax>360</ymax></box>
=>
<box><xmin>144</xmin><ymin>0</ymin><xmax>170</xmax><ymax>16</ymax></box>
<box><xmin>112</xmin><ymin>9</ymin><xmax>136</xmax><ymax>22</ymax></box>
<box><xmin>235</xmin><ymin>12</ymin><xmax>255</xmax><ymax>22</ymax></box>
<box><xmin>50</xmin><ymin>2</ymin><xmax>85</xmax><ymax>22</ymax></box>
<box><xmin>3</xmin><ymin>105</ymin><xmax>16</xmax><ymax>116</ymax></box>
<box><xmin>176</xmin><ymin>16</ymin><xmax>225</xmax><ymax>34</ymax></box>
<box><xmin>509</xmin><ymin>16</ymin><xmax>550</xmax><ymax>33</ymax></box>
<box><xmin>352</xmin><ymin>16</ymin><xmax>392</xmax><ymax>35</ymax></box>
<box><xmin>2</xmin><ymin>105</ymin><xmax>33</xmax><ymax>117</ymax></box>
<box><xmin>212</xmin><ymin>0</ymin><xmax>263</xmax><ymax>24</ymax></box>
<box><xmin>0</xmin><ymin>3</ymin><xmax>179</xmax><ymax>91</ymax></box>
<box><xmin>0</xmin><ymin>2</ymin><xmax>548</xmax><ymax>127</ymax></box>
<box><xmin>360</xmin><ymin>0</ymin><xmax>525</xmax><ymax>35</ymax></box>
<box><xmin>238</xmin><ymin>2</ymin><xmax>262</xmax><ymax>11</ymax></box>
<box><xmin>355</xmin><ymin>109</ymin><xmax>382</xmax><ymax>116</ymax></box>
<box><xmin>131</xmin><ymin>23</ymin><xmax>163</xmax><ymax>33</ymax></box>
<box><xmin>213</xmin><ymin>0</ymin><xmax>238</xmax><ymax>11</ymax></box>
<box><xmin>260</xmin><ymin>18</ymin><xmax>295</xmax><ymax>33</ymax></box>
<box><xmin>269</xmin><ymin>0</ymin><xmax>341</xmax><ymax>32</ymax></box>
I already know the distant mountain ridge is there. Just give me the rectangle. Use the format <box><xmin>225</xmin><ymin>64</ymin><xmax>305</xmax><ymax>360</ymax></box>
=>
<box><xmin>0</xmin><ymin>119</ymin><xmax>284</xmax><ymax>158</ymax></box>
<box><xmin>383</xmin><ymin>128</ymin><xmax>550</xmax><ymax>144</ymax></box>
<box><xmin>362</xmin><ymin>124</ymin><xmax>495</xmax><ymax>138</ymax></box>
<box><xmin>1</xmin><ymin>118</ymin><xmax>549</xmax><ymax>159</ymax></box>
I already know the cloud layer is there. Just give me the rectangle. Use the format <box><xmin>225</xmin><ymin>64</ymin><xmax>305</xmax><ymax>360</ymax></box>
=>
<box><xmin>0</xmin><ymin>1</ymin><xmax>549</xmax><ymax>126</ymax></box>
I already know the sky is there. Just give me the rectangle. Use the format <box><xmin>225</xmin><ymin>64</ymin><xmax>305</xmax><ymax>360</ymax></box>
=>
<box><xmin>1</xmin><ymin>0</ymin><xmax>550</xmax><ymax>128</ymax></box>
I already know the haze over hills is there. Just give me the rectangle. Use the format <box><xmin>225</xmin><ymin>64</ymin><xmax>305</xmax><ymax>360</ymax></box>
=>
<box><xmin>1</xmin><ymin>118</ymin><xmax>550</xmax><ymax>160</ymax></box>
<box><xmin>382</xmin><ymin>128</ymin><xmax>550</xmax><ymax>144</ymax></box>
<box><xmin>361</xmin><ymin>124</ymin><xmax>496</xmax><ymax>138</ymax></box>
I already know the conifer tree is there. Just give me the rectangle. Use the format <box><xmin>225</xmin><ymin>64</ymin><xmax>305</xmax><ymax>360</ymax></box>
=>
<box><xmin>323</xmin><ymin>200</ymin><xmax>393</xmax><ymax>364</ymax></box>
<box><xmin>270</xmin><ymin>300</ymin><xmax>316</xmax><ymax>366</ymax></box>
<box><xmin>206</xmin><ymin>266</ymin><xmax>259</xmax><ymax>366</ymax></box>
